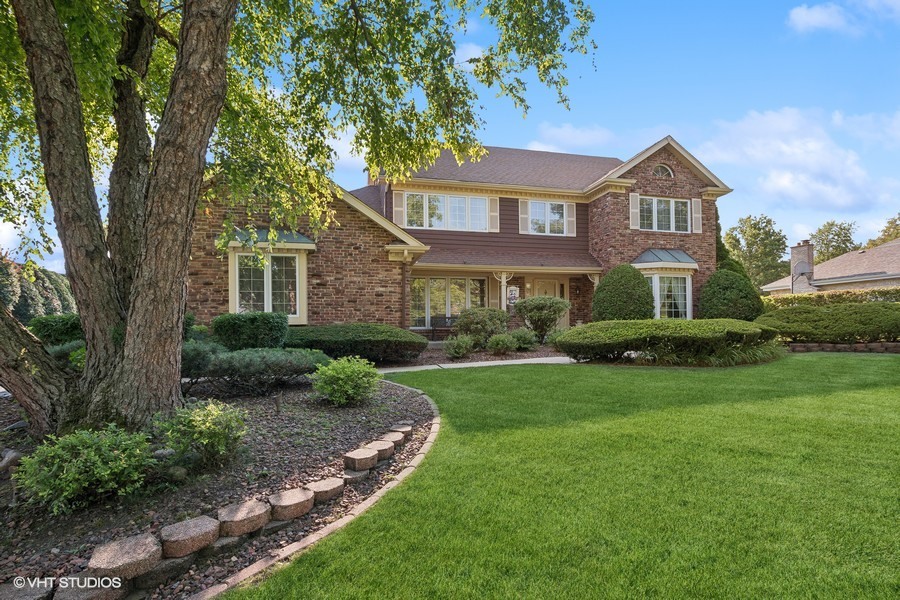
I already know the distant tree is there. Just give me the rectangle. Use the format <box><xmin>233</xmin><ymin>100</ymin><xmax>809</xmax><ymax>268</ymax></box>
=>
<box><xmin>864</xmin><ymin>212</ymin><xmax>900</xmax><ymax>249</ymax></box>
<box><xmin>0</xmin><ymin>254</ymin><xmax>20</xmax><ymax>308</ymax></box>
<box><xmin>715</xmin><ymin>207</ymin><xmax>749</xmax><ymax>278</ymax></box>
<box><xmin>45</xmin><ymin>270</ymin><xmax>77</xmax><ymax>314</ymax></box>
<box><xmin>724</xmin><ymin>215</ymin><xmax>789</xmax><ymax>289</ymax></box>
<box><xmin>13</xmin><ymin>271</ymin><xmax>44</xmax><ymax>324</ymax></box>
<box><xmin>33</xmin><ymin>269</ymin><xmax>62</xmax><ymax>316</ymax></box>
<box><xmin>810</xmin><ymin>220</ymin><xmax>860</xmax><ymax>264</ymax></box>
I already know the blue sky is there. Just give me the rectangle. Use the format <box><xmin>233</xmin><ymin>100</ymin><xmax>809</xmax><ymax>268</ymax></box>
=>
<box><xmin>3</xmin><ymin>0</ymin><xmax>899</xmax><ymax>271</ymax></box>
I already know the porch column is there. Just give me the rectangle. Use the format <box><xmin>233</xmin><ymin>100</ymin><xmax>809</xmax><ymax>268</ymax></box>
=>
<box><xmin>493</xmin><ymin>271</ymin><xmax>514</xmax><ymax>310</ymax></box>
<box><xmin>587</xmin><ymin>273</ymin><xmax>602</xmax><ymax>289</ymax></box>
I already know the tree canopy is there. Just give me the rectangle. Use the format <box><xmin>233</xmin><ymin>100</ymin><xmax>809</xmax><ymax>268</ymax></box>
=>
<box><xmin>865</xmin><ymin>212</ymin><xmax>900</xmax><ymax>249</ymax></box>
<box><xmin>724</xmin><ymin>215</ymin><xmax>789</xmax><ymax>289</ymax></box>
<box><xmin>810</xmin><ymin>220</ymin><xmax>860</xmax><ymax>264</ymax></box>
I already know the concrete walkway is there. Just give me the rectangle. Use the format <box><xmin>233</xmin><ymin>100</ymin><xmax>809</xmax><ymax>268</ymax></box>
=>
<box><xmin>378</xmin><ymin>356</ymin><xmax>575</xmax><ymax>374</ymax></box>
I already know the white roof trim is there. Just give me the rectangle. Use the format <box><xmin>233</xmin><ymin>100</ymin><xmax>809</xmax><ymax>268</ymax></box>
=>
<box><xmin>632</xmin><ymin>261</ymin><xmax>699</xmax><ymax>271</ymax></box>
<box><xmin>339</xmin><ymin>185</ymin><xmax>426</xmax><ymax>248</ymax></box>
<box><xmin>584</xmin><ymin>136</ymin><xmax>731</xmax><ymax>194</ymax></box>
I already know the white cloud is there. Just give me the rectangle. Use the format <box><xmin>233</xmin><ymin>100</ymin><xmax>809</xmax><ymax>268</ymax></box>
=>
<box><xmin>855</xmin><ymin>0</ymin><xmax>900</xmax><ymax>19</ymax></box>
<box><xmin>787</xmin><ymin>3</ymin><xmax>858</xmax><ymax>33</ymax></box>
<box><xmin>526</xmin><ymin>122</ymin><xmax>615</xmax><ymax>154</ymax></box>
<box><xmin>698</xmin><ymin>108</ymin><xmax>872</xmax><ymax>209</ymax></box>
<box><xmin>792</xmin><ymin>223</ymin><xmax>813</xmax><ymax>239</ymax></box>
<box><xmin>454</xmin><ymin>43</ymin><xmax>483</xmax><ymax>72</ymax></box>
<box><xmin>0</xmin><ymin>222</ymin><xmax>20</xmax><ymax>254</ymax></box>
<box><xmin>831</xmin><ymin>109</ymin><xmax>900</xmax><ymax>147</ymax></box>
<box><xmin>328</xmin><ymin>129</ymin><xmax>366</xmax><ymax>172</ymax></box>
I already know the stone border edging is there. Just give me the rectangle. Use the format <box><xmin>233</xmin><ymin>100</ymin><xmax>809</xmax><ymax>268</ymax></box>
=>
<box><xmin>187</xmin><ymin>382</ymin><xmax>440</xmax><ymax>600</ymax></box>
<box><xmin>789</xmin><ymin>342</ymin><xmax>900</xmax><ymax>353</ymax></box>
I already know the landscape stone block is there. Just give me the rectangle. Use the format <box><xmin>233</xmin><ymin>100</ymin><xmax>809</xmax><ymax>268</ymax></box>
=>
<box><xmin>218</xmin><ymin>499</ymin><xmax>270</xmax><ymax>537</ymax></box>
<box><xmin>306</xmin><ymin>477</ymin><xmax>344</xmax><ymax>503</ymax></box>
<box><xmin>364</xmin><ymin>440</ymin><xmax>395</xmax><ymax>461</ymax></box>
<box><xmin>268</xmin><ymin>487</ymin><xmax>314</xmax><ymax>521</ymax></box>
<box><xmin>88</xmin><ymin>533</ymin><xmax>161</xmax><ymax>580</ymax></box>
<box><xmin>160</xmin><ymin>516</ymin><xmax>219</xmax><ymax>558</ymax></box>
<box><xmin>343</xmin><ymin>448</ymin><xmax>378</xmax><ymax>471</ymax></box>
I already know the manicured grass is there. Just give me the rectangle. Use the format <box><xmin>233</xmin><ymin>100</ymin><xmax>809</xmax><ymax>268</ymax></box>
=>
<box><xmin>229</xmin><ymin>354</ymin><xmax>900</xmax><ymax>599</ymax></box>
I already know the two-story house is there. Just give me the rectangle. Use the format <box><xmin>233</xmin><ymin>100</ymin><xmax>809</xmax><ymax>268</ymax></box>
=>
<box><xmin>186</xmin><ymin>136</ymin><xmax>730</xmax><ymax>331</ymax></box>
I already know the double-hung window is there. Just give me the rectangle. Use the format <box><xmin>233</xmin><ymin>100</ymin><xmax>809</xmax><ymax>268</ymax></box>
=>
<box><xmin>405</xmin><ymin>193</ymin><xmax>489</xmax><ymax>232</ymax></box>
<box><xmin>410</xmin><ymin>277</ymin><xmax>487</xmax><ymax>327</ymax></box>
<box><xmin>639</xmin><ymin>197</ymin><xmax>690</xmax><ymax>233</ymax></box>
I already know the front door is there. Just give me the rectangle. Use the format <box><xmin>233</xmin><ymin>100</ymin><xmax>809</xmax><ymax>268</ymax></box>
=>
<box><xmin>533</xmin><ymin>278</ymin><xmax>569</xmax><ymax>328</ymax></box>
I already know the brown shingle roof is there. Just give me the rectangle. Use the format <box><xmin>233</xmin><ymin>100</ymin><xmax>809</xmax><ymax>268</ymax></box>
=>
<box><xmin>416</xmin><ymin>246</ymin><xmax>601</xmax><ymax>270</ymax></box>
<box><xmin>410</xmin><ymin>146</ymin><xmax>623</xmax><ymax>191</ymax></box>
<box><xmin>763</xmin><ymin>238</ymin><xmax>900</xmax><ymax>290</ymax></box>
<box><xmin>349</xmin><ymin>184</ymin><xmax>384</xmax><ymax>214</ymax></box>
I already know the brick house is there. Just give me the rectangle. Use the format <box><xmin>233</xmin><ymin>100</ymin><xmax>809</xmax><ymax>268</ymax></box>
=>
<box><xmin>187</xmin><ymin>136</ymin><xmax>731</xmax><ymax>330</ymax></box>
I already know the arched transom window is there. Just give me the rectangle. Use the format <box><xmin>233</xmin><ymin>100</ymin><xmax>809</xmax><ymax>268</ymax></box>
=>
<box><xmin>652</xmin><ymin>164</ymin><xmax>674</xmax><ymax>178</ymax></box>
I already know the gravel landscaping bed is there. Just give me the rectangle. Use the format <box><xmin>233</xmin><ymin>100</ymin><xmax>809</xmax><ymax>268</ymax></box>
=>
<box><xmin>404</xmin><ymin>344</ymin><xmax>565</xmax><ymax>366</ymax></box>
<box><xmin>0</xmin><ymin>381</ymin><xmax>433</xmax><ymax>598</ymax></box>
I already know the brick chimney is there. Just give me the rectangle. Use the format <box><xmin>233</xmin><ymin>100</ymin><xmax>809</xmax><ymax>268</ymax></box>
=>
<box><xmin>790</xmin><ymin>240</ymin><xmax>816</xmax><ymax>293</ymax></box>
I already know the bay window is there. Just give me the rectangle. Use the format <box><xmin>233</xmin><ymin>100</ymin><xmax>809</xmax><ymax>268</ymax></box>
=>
<box><xmin>410</xmin><ymin>277</ymin><xmax>487</xmax><ymax>327</ymax></box>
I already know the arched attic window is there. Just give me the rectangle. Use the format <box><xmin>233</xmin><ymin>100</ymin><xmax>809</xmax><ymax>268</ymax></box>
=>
<box><xmin>652</xmin><ymin>164</ymin><xmax>674</xmax><ymax>178</ymax></box>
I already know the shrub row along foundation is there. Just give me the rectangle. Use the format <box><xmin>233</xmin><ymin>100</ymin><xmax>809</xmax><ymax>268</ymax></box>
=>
<box><xmin>18</xmin><ymin>423</ymin><xmax>414</xmax><ymax>599</ymax></box>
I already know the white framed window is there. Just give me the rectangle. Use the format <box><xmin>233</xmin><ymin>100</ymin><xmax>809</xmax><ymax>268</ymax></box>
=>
<box><xmin>644</xmin><ymin>274</ymin><xmax>692</xmax><ymax>319</ymax></box>
<box><xmin>231</xmin><ymin>251</ymin><xmax>308</xmax><ymax>324</ymax></box>
<box><xmin>404</xmin><ymin>192</ymin><xmax>489</xmax><ymax>231</ymax></box>
<box><xmin>652</xmin><ymin>164</ymin><xmax>674</xmax><ymax>178</ymax></box>
<box><xmin>639</xmin><ymin>196</ymin><xmax>690</xmax><ymax>233</ymax></box>
<box><xmin>528</xmin><ymin>200</ymin><xmax>568</xmax><ymax>235</ymax></box>
<box><xmin>409</xmin><ymin>277</ymin><xmax>487</xmax><ymax>327</ymax></box>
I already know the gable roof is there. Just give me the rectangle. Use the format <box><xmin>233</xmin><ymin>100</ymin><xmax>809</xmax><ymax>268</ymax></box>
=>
<box><xmin>409</xmin><ymin>146</ymin><xmax>623</xmax><ymax>191</ymax></box>
<box><xmin>340</xmin><ymin>185</ymin><xmax>426</xmax><ymax>248</ymax></box>
<box><xmin>762</xmin><ymin>238</ymin><xmax>900</xmax><ymax>291</ymax></box>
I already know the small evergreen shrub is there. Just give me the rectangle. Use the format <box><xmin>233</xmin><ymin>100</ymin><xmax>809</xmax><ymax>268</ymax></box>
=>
<box><xmin>755</xmin><ymin>302</ymin><xmax>900</xmax><ymax>343</ymax></box>
<box><xmin>452</xmin><ymin>307</ymin><xmax>508</xmax><ymax>348</ymax></box>
<box><xmin>28</xmin><ymin>313</ymin><xmax>83</xmax><ymax>345</ymax></box>
<box><xmin>157</xmin><ymin>400</ymin><xmax>247</xmax><ymax>469</ymax></box>
<box><xmin>514</xmin><ymin>296</ymin><xmax>571</xmax><ymax>342</ymax></box>
<box><xmin>183</xmin><ymin>312</ymin><xmax>196</xmax><ymax>339</ymax></box>
<box><xmin>444</xmin><ymin>334</ymin><xmax>475</xmax><ymax>359</ymax></box>
<box><xmin>46</xmin><ymin>339</ymin><xmax>85</xmax><ymax>361</ymax></box>
<box><xmin>14</xmin><ymin>425</ymin><xmax>155</xmax><ymax>515</ymax></box>
<box><xmin>186</xmin><ymin>324</ymin><xmax>210</xmax><ymax>341</ymax></box>
<box><xmin>285</xmin><ymin>323</ymin><xmax>427</xmax><ymax>363</ymax></box>
<box><xmin>699</xmin><ymin>270</ymin><xmax>764</xmax><ymax>321</ymax></box>
<box><xmin>555</xmin><ymin>319</ymin><xmax>778</xmax><ymax>365</ymax></box>
<box><xmin>486</xmin><ymin>333</ymin><xmax>518</xmax><ymax>355</ymax></box>
<box><xmin>181</xmin><ymin>339</ymin><xmax>227</xmax><ymax>381</ymax></box>
<box><xmin>509</xmin><ymin>328</ymin><xmax>538</xmax><ymax>351</ymax></box>
<box><xmin>206</xmin><ymin>347</ymin><xmax>330</xmax><ymax>395</ymax></box>
<box><xmin>312</xmin><ymin>356</ymin><xmax>382</xmax><ymax>406</ymax></box>
<box><xmin>592</xmin><ymin>265</ymin><xmax>655</xmax><ymax>321</ymax></box>
<box><xmin>211</xmin><ymin>312</ymin><xmax>288</xmax><ymax>350</ymax></box>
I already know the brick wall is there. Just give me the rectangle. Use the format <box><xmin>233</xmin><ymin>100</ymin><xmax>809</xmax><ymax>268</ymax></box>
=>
<box><xmin>568</xmin><ymin>275</ymin><xmax>593</xmax><ymax>325</ymax></box>
<box><xmin>187</xmin><ymin>199</ymin><xmax>405</xmax><ymax>326</ymax></box>
<box><xmin>588</xmin><ymin>147</ymin><xmax>718</xmax><ymax>314</ymax></box>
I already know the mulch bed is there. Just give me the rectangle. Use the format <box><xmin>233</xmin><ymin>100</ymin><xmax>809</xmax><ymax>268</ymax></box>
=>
<box><xmin>0</xmin><ymin>381</ymin><xmax>433</xmax><ymax>599</ymax></box>
<box><xmin>403</xmin><ymin>344</ymin><xmax>565</xmax><ymax>366</ymax></box>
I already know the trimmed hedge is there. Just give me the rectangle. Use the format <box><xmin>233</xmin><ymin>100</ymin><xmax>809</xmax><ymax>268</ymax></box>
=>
<box><xmin>514</xmin><ymin>295</ymin><xmax>571</xmax><ymax>342</ymax></box>
<box><xmin>762</xmin><ymin>287</ymin><xmax>900</xmax><ymax>311</ymax></box>
<box><xmin>285</xmin><ymin>323</ymin><xmax>427</xmax><ymax>364</ymax></box>
<box><xmin>556</xmin><ymin>318</ymin><xmax>778</xmax><ymax>364</ymax></box>
<box><xmin>698</xmin><ymin>270</ymin><xmax>764</xmax><ymax>321</ymax></box>
<box><xmin>755</xmin><ymin>302</ymin><xmax>900</xmax><ymax>343</ymax></box>
<box><xmin>211</xmin><ymin>312</ymin><xmax>288</xmax><ymax>350</ymax></box>
<box><xmin>206</xmin><ymin>347</ymin><xmax>330</xmax><ymax>394</ymax></box>
<box><xmin>592</xmin><ymin>265</ymin><xmax>654</xmax><ymax>321</ymax></box>
<box><xmin>452</xmin><ymin>307</ymin><xmax>509</xmax><ymax>348</ymax></box>
<box><xmin>29</xmin><ymin>313</ymin><xmax>83</xmax><ymax>345</ymax></box>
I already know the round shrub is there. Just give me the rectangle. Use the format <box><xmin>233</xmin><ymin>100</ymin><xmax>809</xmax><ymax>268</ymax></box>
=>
<box><xmin>312</xmin><ymin>356</ymin><xmax>382</xmax><ymax>406</ymax></box>
<box><xmin>444</xmin><ymin>334</ymin><xmax>475</xmax><ymax>359</ymax></box>
<box><xmin>592</xmin><ymin>265</ymin><xmax>654</xmax><ymax>321</ymax></box>
<box><xmin>181</xmin><ymin>339</ymin><xmax>227</xmax><ymax>380</ymax></box>
<box><xmin>14</xmin><ymin>424</ymin><xmax>155</xmax><ymax>515</ymax></box>
<box><xmin>206</xmin><ymin>347</ymin><xmax>330</xmax><ymax>395</ymax></box>
<box><xmin>69</xmin><ymin>346</ymin><xmax>85</xmax><ymax>371</ymax></box>
<box><xmin>514</xmin><ymin>295</ymin><xmax>571</xmax><ymax>342</ymax></box>
<box><xmin>285</xmin><ymin>323</ymin><xmax>427</xmax><ymax>363</ymax></box>
<box><xmin>755</xmin><ymin>302</ymin><xmax>900</xmax><ymax>343</ymax></box>
<box><xmin>699</xmin><ymin>270</ymin><xmax>764</xmax><ymax>321</ymax></box>
<box><xmin>486</xmin><ymin>333</ymin><xmax>518</xmax><ymax>355</ymax></box>
<box><xmin>28</xmin><ymin>313</ymin><xmax>83</xmax><ymax>345</ymax></box>
<box><xmin>157</xmin><ymin>400</ymin><xmax>247</xmax><ymax>469</ymax></box>
<box><xmin>211</xmin><ymin>312</ymin><xmax>288</xmax><ymax>350</ymax></box>
<box><xmin>452</xmin><ymin>307</ymin><xmax>509</xmax><ymax>348</ymax></box>
<box><xmin>555</xmin><ymin>319</ymin><xmax>778</xmax><ymax>365</ymax></box>
<box><xmin>510</xmin><ymin>328</ymin><xmax>538</xmax><ymax>351</ymax></box>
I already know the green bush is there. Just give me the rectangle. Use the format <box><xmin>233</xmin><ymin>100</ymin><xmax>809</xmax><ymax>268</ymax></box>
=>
<box><xmin>69</xmin><ymin>346</ymin><xmax>86</xmax><ymax>371</ymax></box>
<box><xmin>157</xmin><ymin>400</ymin><xmax>247</xmax><ymax>469</ymax></box>
<box><xmin>186</xmin><ymin>324</ymin><xmax>210</xmax><ymax>341</ymax></box>
<box><xmin>444</xmin><ymin>334</ymin><xmax>475</xmax><ymax>359</ymax></box>
<box><xmin>592</xmin><ymin>265</ymin><xmax>654</xmax><ymax>321</ymax></box>
<box><xmin>211</xmin><ymin>312</ymin><xmax>288</xmax><ymax>350</ymax></box>
<box><xmin>510</xmin><ymin>328</ymin><xmax>538</xmax><ymax>351</ymax></box>
<box><xmin>183</xmin><ymin>312</ymin><xmax>196</xmax><ymax>339</ymax></box>
<box><xmin>29</xmin><ymin>313</ymin><xmax>83</xmax><ymax>345</ymax></box>
<box><xmin>312</xmin><ymin>356</ymin><xmax>382</xmax><ymax>406</ymax></box>
<box><xmin>206</xmin><ymin>347</ymin><xmax>330</xmax><ymax>395</ymax></box>
<box><xmin>14</xmin><ymin>425</ymin><xmax>155</xmax><ymax>515</ymax></box>
<box><xmin>486</xmin><ymin>333</ymin><xmax>518</xmax><ymax>355</ymax></box>
<box><xmin>699</xmin><ymin>270</ymin><xmax>764</xmax><ymax>321</ymax></box>
<box><xmin>545</xmin><ymin>328</ymin><xmax>567</xmax><ymax>350</ymax></box>
<box><xmin>555</xmin><ymin>319</ymin><xmax>778</xmax><ymax>365</ymax></box>
<box><xmin>755</xmin><ymin>302</ymin><xmax>900</xmax><ymax>343</ymax></box>
<box><xmin>285</xmin><ymin>323</ymin><xmax>427</xmax><ymax>364</ymax></box>
<box><xmin>452</xmin><ymin>307</ymin><xmax>508</xmax><ymax>348</ymax></box>
<box><xmin>762</xmin><ymin>287</ymin><xmax>900</xmax><ymax>311</ymax></box>
<box><xmin>181</xmin><ymin>339</ymin><xmax>227</xmax><ymax>381</ymax></box>
<box><xmin>46</xmin><ymin>339</ymin><xmax>85</xmax><ymax>361</ymax></box>
<box><xmin>514</xmin><ymin>296</ymin><xmax>571</xmax><ymax>342</ymax></box>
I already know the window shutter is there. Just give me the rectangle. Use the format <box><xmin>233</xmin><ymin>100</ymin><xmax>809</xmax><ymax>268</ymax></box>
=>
<box><xmin>691</xmin><ymin>198</ymin><xmax>702</xmax><ymax>233</ymax></box>
<box><xmin>392</xmin><ymin>191</ymin><xmax>405</xmax><ymax>226</ymax></box>
<box><xmin>629</xmin><ymin>193</ymin><xmax>640</xmax><ymax>229</ymax></box>
<box><xmin>565</xmin><ymin>203</ymin><xmax>577</xmax><ymax>237</ymax></box>
<box><xmin>488</xmin><ymin>197</ymin><xmax>500</xmax><ymax>232</ymax></box>
<box><xmin>519</xmin><ymin>199</ymin><xmax>529</xmax><ymax>234</ymax></box>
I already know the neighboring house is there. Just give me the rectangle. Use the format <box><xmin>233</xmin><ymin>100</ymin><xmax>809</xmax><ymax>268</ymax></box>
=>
<box><xmin>762</xmin><ymin>238</ymin><xmax>900</xmax><ymax>295</ymax></box>
<box><xmin>187</xmin><ymin>136</ymin><xmax>731</xmax><ymax>331</ymax></box>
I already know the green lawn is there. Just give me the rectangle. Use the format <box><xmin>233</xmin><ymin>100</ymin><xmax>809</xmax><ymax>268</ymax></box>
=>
<box><xmin>230</xmin><ymin>354</ymin><xmax>900</xmax><ymax>599</ymax></box>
